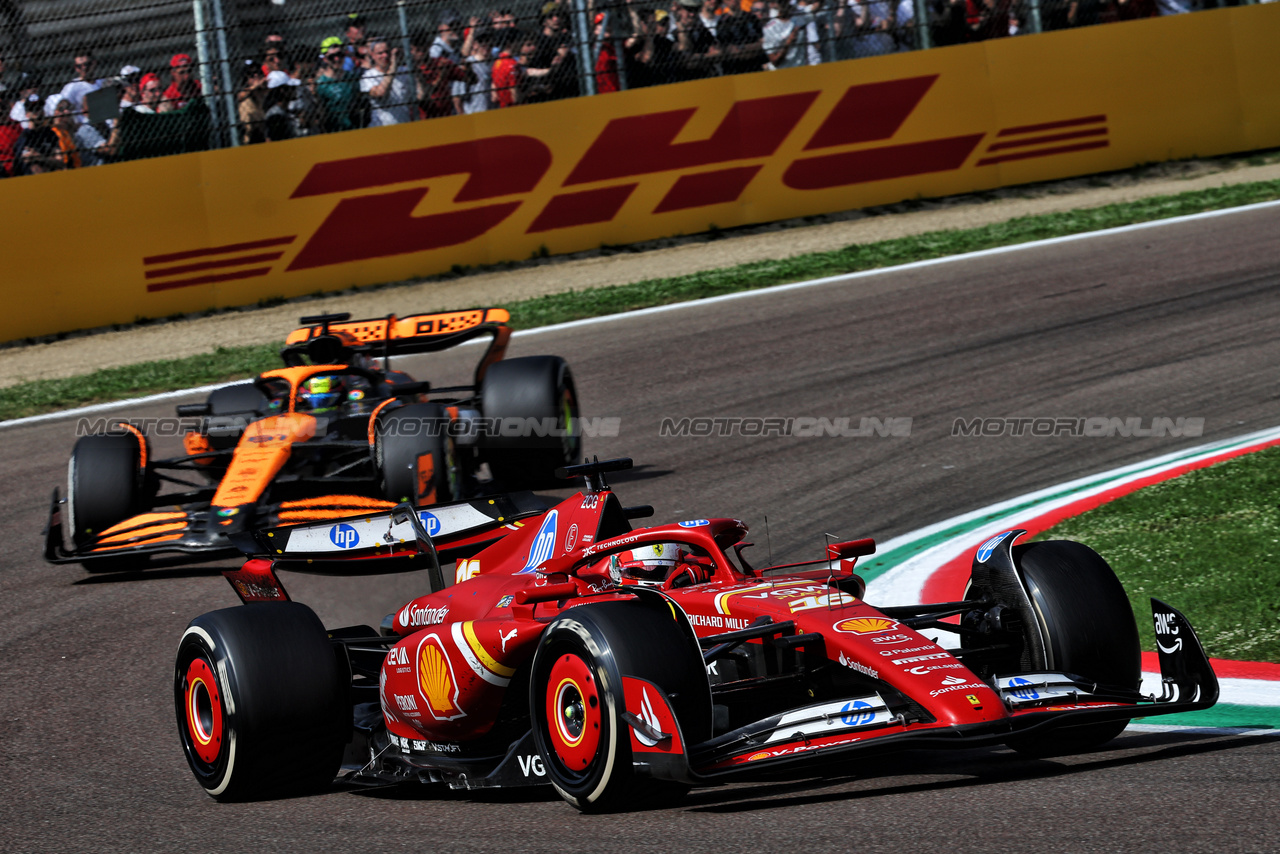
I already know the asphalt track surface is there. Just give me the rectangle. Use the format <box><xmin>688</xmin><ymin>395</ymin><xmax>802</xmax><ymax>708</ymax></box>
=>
<box><xmin>4</xmin><ymin>206</ymin><xmax>1280</xmax><ymax>853</ymax></box>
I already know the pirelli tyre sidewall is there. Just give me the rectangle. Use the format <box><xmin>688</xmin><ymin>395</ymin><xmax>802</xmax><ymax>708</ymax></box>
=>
<box><xmin>529</xmin><ymin>600</ymin><xmax>708</xmax><ymax>812</ymax></box>
<box><xmin>174</xmin><ymin>603</ymin><xmax>347</xmax><ymax>801</ymax></box>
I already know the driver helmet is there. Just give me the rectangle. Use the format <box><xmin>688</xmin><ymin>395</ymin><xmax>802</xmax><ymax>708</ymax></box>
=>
<box><xmin>615</xmin><ymin>543</ymin><xmax>711</xmax><ymax>588</ymax></box>
<box><xmin>299</xmin><ymin>374</ymin><xmax>345</xmax><ymax>413</ymax></box>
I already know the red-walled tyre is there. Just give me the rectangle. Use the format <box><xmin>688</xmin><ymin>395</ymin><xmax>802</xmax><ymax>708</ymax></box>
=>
<box><xmin>529</xmin><ymin>600</ymin><xmax>709</xmax><ymax>812</ymax></box>
<box><xmin>174</xmin><ymin>603</ymin><xmax>348</xmax><ymax>801</ymax></box>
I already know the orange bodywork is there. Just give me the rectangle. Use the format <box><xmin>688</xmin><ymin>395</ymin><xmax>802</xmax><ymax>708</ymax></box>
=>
<box><xmin>212</xmin><ymin>413</ymin><xmax>317</xmax><ymax>509</ymax></box>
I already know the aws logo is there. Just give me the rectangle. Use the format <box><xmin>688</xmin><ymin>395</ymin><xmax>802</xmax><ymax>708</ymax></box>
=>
<box><xmin>143</xmin><ymin>76</ymin><xmax>1108</xmax><ymax>292</ymax></box>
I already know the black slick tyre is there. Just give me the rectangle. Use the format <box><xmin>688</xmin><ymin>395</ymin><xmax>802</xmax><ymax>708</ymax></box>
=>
<box><xmin>67</xmin><ymin>431</ymin><xmax>154</xmax><ymax>569</ymax></box>
<box><xmin>174</xmin><ymin>602</ymin><xmax>348</xmax><ymax>801</ymax></box>
<box><xmin>479</xmin><ymin>356</ymin><xmax>581</xmax><ymax>488</ymax></box>
<box><xmin>529</xmin><ymin>600</ymin><xmax>709</xmax><ymax>812</ymax></box>
<box><xmin>374</xmin><ymin>402</ymin><xmax>456</xmax><ymax>505</ymax></box>
<box><xmin>1004</xmin><ymin>540</ymin><xmax>1140</xmax><ymax>757</ymax></box>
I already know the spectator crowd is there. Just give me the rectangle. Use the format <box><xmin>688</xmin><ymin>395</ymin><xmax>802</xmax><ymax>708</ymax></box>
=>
<box><xmin>1</xmin><ymin>0</ymin><xmax>1198</xmax><ymax>177</ymax></box>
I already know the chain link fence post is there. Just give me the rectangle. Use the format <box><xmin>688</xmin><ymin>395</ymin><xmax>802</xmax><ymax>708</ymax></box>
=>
<box><xmin>209</xmin><ymin>0</ymin><xmax>238</xmax><ymax>147</ymax></box>
<box><xmin>570</xmin><ymin>0</ymin><xmax>596</xmax><ymax>98</ymax></box>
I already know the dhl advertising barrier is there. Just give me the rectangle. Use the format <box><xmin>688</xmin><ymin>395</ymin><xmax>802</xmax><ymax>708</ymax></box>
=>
<box><xmin>5</xmin><ymin>5</ymin><xmax>1280</xmax><ymax>343</ymax></box>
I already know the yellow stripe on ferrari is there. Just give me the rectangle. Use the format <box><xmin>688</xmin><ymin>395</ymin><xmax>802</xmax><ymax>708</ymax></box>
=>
<box><xmin>462</xmin><ymin>621</ymin><xmax>516</xmax><ymax>678</ymax></box>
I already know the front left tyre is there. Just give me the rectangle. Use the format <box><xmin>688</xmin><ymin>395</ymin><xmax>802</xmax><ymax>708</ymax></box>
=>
<box><xmin>174</xmin><ymin>603</ymin><xmax>348</xmax><ymax>801</ymax></box>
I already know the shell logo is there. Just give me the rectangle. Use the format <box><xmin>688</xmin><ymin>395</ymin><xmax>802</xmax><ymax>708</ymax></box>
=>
<box><xmin>417</xmin><ymin>635</ymin><xmax>465</xmax><ymax>721</ymax></box>
<box><xmin>834</xmin><ymin>617</ymin><xmax>899</xmax><ymax>635</ymax></box>
<box><xmin>746</xmin><ymin>751</ymin><xmax>772</xmax><ymax>762</ymax></box>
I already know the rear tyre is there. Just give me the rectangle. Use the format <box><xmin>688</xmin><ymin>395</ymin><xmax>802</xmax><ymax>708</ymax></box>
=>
<box><xmin>479</xmin><ymin>356</ymin><xmax>581</xmax><ymax>488</ymax></box>
<box><xmin>205</xmin><ymin>383</ymin><xmax>267</xmax><ymax>450</ymax></box>
<box><xmin>67</xmin><ymin>431</ymin><xmax>154</xmax><ymax>570</ymax></box>
<box><xmin>174</xmin><ymin>602</ymin><xmax>348</xmax><ymax>801</ymax></box>
<box><xmin>1002</xmin><ymin>540</ymin><xmax>1140</xmax><ymax>757</ymax></box>
<box><xmin>530</xmin><ymin>600</ymin><xmax>709</xmax><ymax>812</ymax></box>
<box><xmin>374</xmin><ymin>402</ymin><xmax>456</xmax><ymax>505</ymax></box>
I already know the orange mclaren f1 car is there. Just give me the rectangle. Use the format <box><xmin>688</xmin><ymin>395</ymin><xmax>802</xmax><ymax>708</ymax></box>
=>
<box><xmin>44</xmin><ymin>308</ymin><xmax>581</xmax><ymax>570</ymax></box>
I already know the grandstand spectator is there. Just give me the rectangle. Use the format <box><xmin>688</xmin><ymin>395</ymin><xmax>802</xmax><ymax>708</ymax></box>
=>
<box><xmin>716</xmin><ymin>2</ymin><xmax>766</xmax><ymax>75</ymax></box>
<box><xmin>163</xmin><ymin>54</ymin><xmax>201</xmax><ymax>111</ymax></box>
<box><xmin>13</xmin><ymin>95</ymin><xmax>64</xmax><ymax>174</ymax></box>
<box><xmin>343</xmin><ymin>12</ymin><xmax>371</xmax><ymax>72</ymax></box>
<box><xmin>624</xmin><ymin>7</ymin><xmax>675</xmax><ymax>89</ymax></box>
<box><xmin>969</xmin><ymin>0</ymin><xmax>1012</xmax><ymax>38</ymax></box>
<box><xmin>0</xmin><ymin>93</ymin><xmax>19</xmax><ymax>177</ymax></box>
<box><xmin>491</xmin><ymin>34</ymin><xmax>527</xmax><ymax>106</ymax></box>
<box><xmin>262</xmin><ymin>42</ymin><xmax>286</xmax><ymax>77</ymax></box>
<box><xmin>59</xmin><ymin>50</ymin><xmax>102</xmax><ymax>125</ymax></box>
<box><xmin>592</xmin><ymin>13</ymin><xmax>621</xmax><ymax>93</ymax></box>
<box><xmin>7</xmin><ymin>73</ymin><xmax>41</xmax><ymax>128</ymax></box>
<box><xmin>361</xmin><ymin>39</ymin><xmax>419</xmax><ymax>126</ymax></box>
<box><xmin>117</xmin><ymin>66</ymin><xmax>142</xmax><ymax>112</ymax></box>
<box><xmin>430</xmin><ymin>15</ymin><xmax>465</xmax><ymax>63</ymax></box>
<box><xmin>1155</xmin><ymin>0</ymin><xmax>1189</xmax><ymax>14</ymax></box>
<box><xmin>453</xmin><ymin>29</ymin><xmax>495</xmax><ymax>113</ymax></box>
<box><xmin>489</xmin><ymin>8</ymin><xmax>521</xmax><ymax>54</ymax></box>
<box><xmin>135</xmin><ymin>73</ymin><xmax>164</xmax><ymax>114</ymax></box>
<box><xmin>315</xmin><ymin>37</ymin><xmax>360</xmax><ymax>132</ymax></box>
<box><xmin>927</xmin><ymin>0</ymin><xmax>971</xmax><ymax>45</ymax></box>
<box><xmin>236</xmin><ymin>60</ymin><xmax>268</xmax><ymax>144</ymax></box>
<box><xmin>893</xmin><ymin>0</ymin><xmax>917</xmax><ymax>50</ymax></box>
<box><xmin>53</xmin><ymin>94</ymin><xmax>111</xmax><ymax>166</ymax></box>
<box><xmin>671</xmin><ymin>0</ymin><xmax>722</xmax><ymax>80</ymax></box>
<box><xmin>525</xmin><ymin>6</ymin><xmax>578</xmax><ymax>101</ymax></box>
<box><xmin>415</xmin><ymin>29</ymin><xmax>468</xmax><ymax>118</ymax></box>
<box><xmin>46</xmin><ymin>96</ymin><xmax>83</xmax><ymax>169</ymax></box>
<box><xmin>851</xmin><ymin>0</ymin><xmax>898</xmax><ymax>56</ymax></box>
<box><xmin>698</xmin><ymin>0</ymin><xmax>724</xmax><ymax>37</ymax></box>
<box><xmin>762</xmin><ymin>0</ymin><xmax>810</xmax><ymax>69</ymax></box>
<box><xmin>800</xmin><ymin>0</ymin><xmax>834</xmax><ymax>64</ymax></box>
<box><xmin>264</xmin><ymin>70</ymin><xmax>300</xmax><ymax>141</ymax></box>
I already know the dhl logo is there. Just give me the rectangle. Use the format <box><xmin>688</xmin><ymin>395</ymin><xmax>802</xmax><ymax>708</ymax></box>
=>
<box><xmin>142</xmin><ymin>75</ymin><xmax>1108</xmax><ymax>293</ymax></box>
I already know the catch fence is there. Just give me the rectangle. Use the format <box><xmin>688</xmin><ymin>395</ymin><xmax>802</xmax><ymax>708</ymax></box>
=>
<box><xmin>0</xmin><ymin>0</ymin><xmax>1250</xmax><ymax>175</ymax></box>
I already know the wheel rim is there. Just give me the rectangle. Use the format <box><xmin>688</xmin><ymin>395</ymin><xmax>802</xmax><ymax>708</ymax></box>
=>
<box><xmin>183</xmin><ymin>657</ymin><xmax>224</xmax><ymax>766</ymax></box>
<box><xmin>545</xmin><ymin>653</ymin><xmax>601</xmax><ymax>773</ymax></box>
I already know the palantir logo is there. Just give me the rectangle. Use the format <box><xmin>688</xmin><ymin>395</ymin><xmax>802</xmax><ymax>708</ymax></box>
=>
<box><xmin>840</xmin><ymin>700</ymin><xmax>876</xmax><ymax>727</ymax></box>
<box><xmin>519</xmin><ymin>510</ymin><xmax>558</xmax><ymax>573</ymax></box>
<box><xmin>330</xmin><ymin>523</ymin><xmax>359</xmax><ymax>549</ymax></box>
<box><xmin>418</xmin><ymin>511</ymin><xmax>442</xmax><ymax>537</ymax></box>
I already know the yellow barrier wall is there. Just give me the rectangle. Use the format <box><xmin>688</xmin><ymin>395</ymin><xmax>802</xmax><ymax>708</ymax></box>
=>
<box><xmin>6</xmin><ymin>5</ymin><xmax>1280</xmax><ymax>343</ymax></box>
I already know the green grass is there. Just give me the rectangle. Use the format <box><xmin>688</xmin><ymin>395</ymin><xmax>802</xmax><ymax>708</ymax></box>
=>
<box><xmin>5</xmin><ymin>177</ymin><xmax>1280</xmax><ymax>421</ymax></box>
<box><xmin>1035</xmin><ymin>445</ymin><xmax>1280</xmax><ymax>663</ymax></box>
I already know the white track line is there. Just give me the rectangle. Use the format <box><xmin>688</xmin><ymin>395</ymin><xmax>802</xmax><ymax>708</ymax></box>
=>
<box><xmin>7</xmin><ymin>197</ymin><xmax>1280</xmax><ymax>430</ymax></box>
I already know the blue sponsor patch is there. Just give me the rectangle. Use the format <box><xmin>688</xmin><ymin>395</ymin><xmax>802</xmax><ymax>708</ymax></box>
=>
<box><xmin>678</xmin><ymin>519</ymin><xmax>710</xmax><ymax>528</ymax></box>
<box><xmin>840</xmin><ymin>700</ymin><xmax>876</xmax><ymax>727</ymax></box>
<box><xmin>497</xmin><ymin>595</ymin><xmax>514</xmax><ymax>609</ymax></box>
<box><xmin>975</xmin><ymin>531</ymin><xmax>1013</xmax><ymax>563</ymax></box>
<box><xmin>1007</xmin><ymin>676</ymin><xmax>1039</xmax><ymax>701</ymax></box>
<box><xmin>329</xmin><ymin>523</ymin><xmax>359</xmax><ymax>549</ymax></box>
<box><xmin>417</xmin><ymin>511</ymin><xmax>442</xmax><ymax>537</ymax></box>
<box><xmin>518</xmin><ymin>510</ymin><xmax>558</xmax><ymax>573</ymax></box>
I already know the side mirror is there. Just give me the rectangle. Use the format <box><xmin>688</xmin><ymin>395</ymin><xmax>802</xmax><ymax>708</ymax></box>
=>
<box><xmin>175</xmin><ymin>402</ymin><xmax>211</xmax><ymax>417</ymax></box>
<box><xmin>826</xmin><ymin>538</ymin><xmax>876</xmax><ymax>562</ymax></box>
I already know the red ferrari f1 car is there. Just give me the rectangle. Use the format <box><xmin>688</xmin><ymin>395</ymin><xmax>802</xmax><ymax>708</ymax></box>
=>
<box><xmin>174</xmin><ymin>459</ymin><xmax>1218</xmax><ymax>811</ymax></box>
<box><xmin>46</xmin><ymin>307</ymin><xmax>580</xmax><ymax>570</ymax></box>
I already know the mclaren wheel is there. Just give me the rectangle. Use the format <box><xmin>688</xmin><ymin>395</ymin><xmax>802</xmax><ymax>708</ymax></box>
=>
<box><xmin>479</xmin><ymin>356</ymin><xmax>581</xmax><ymax>489</ymax></box>
<box><xmin>174</xmin><ymin>603</ymin><xmax>348</xmax><ymax>801</ymax></box>
<box><xmin>374</xmin><ymin>402</ymin><xmax>457</xmax><ymax>505</ymax></box>
<box><xmin>529</xmin><ymin>600</ymin><xmax>709</xmax><ymax>812</ymax></box>
<box><xmin>67</xmin><ymin>430</ymin><xmax>155</xmax><ymax>569</ymax></box>
<box><xmin>1001</xmin><ymin>540</ymin><xmax>1141</xmax><ymax>757</ymax></box>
